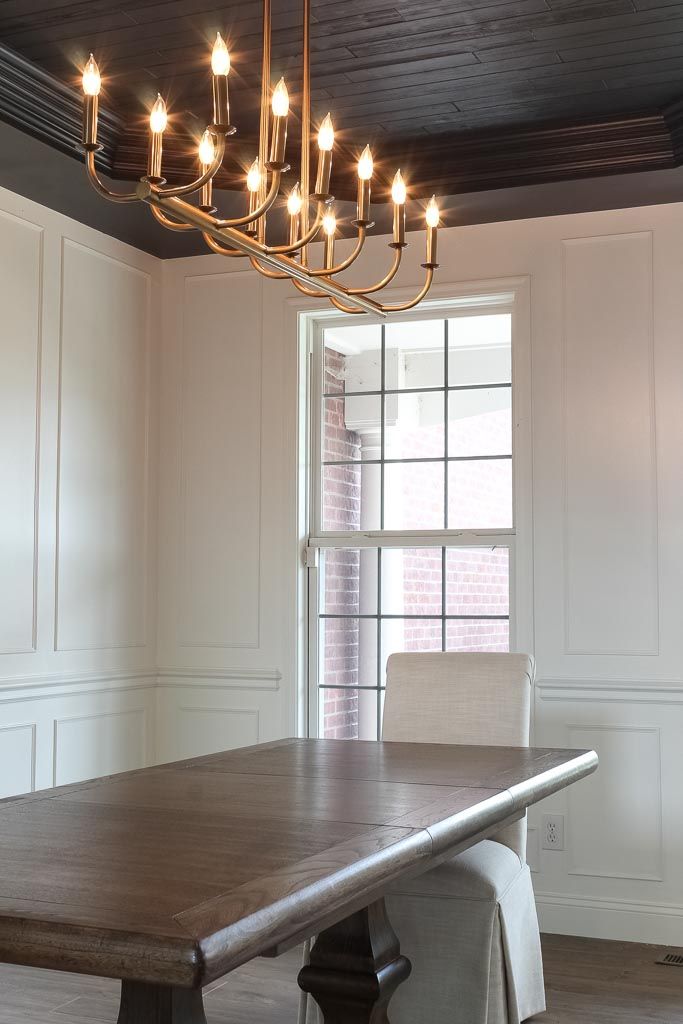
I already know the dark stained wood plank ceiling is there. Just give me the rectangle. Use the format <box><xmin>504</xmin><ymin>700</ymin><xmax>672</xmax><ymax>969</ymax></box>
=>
<box><xmin>2</xmin><ymin>0</ymin><xmax>683</xmax><ymax>198</ymax></box>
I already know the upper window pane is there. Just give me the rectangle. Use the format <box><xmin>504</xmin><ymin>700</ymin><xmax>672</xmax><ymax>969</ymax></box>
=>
<box><xmin>448</xmin><ymin>386</ymin><xmax>511</xmax><ymax>458</ymax></box>
<box><xmin>323</xmin><ymin>395</ymin><xmax>381</xmax><ymax>462</ymax></box>
<box><xmin>448</xmin><ymin>314</ymin><xmax>511</xmax><ymax>387</ymax></box>
<box><xmin>385</xmin><ymin>319</ymin><xmax>445</xmax><ymax>390</ymax></box>
<box><xmin>385</xmin><ymin>391</ymin><xmax>445</xmax><ymax>460</ymax></box>
<box><xmin>324</xmin><ymin>325</ymin><xmax>381</xmax><ymax>394</ymax></box>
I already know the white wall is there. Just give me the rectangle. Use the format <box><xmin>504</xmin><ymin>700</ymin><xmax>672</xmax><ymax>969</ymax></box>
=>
<box><xmin>157</xmin><ymin>204</ymin><xmax>683</xmax><ymax>945</ymax></box>
<box><xmin>1</xmin><ymin>180</ymin><xmax>681</xmax><ymax>946</ymax></box>
<box><xmin>0</xmin><ymin>186</ymin><xmax>160</xmax><ymax>793</ymax></box>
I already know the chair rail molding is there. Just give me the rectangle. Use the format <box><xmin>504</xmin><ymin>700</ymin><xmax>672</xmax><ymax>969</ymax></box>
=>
<box><xmin>536</xmin><ymin>678</ymin><xmax>683</xmax><ymax>704</ymax></box>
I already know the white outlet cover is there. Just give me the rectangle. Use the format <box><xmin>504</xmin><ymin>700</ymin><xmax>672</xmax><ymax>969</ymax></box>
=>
<box><xmin>542</xmin><ymin>813</ymin><xmax>565</xmax><ymax>851</ymax></box>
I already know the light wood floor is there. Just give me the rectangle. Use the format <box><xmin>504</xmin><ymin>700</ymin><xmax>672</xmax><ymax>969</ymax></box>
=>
<box><xmin>0</xmin><ymin>935</ymin><xmax>681</xmax><ymax>1024</ymax></box>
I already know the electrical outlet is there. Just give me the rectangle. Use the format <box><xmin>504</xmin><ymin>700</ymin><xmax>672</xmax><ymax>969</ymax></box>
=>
<box><xmin>542</xmin><ymin>814</ymin><xmax>565</xmax><ymax>851</ymax></box>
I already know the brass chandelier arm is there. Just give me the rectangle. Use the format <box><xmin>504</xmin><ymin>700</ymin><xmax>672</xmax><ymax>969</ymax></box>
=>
<box><xmin>379</xmin><ymin>267</ymin><xmax>435</xmax><ymax>313</ymax></box>
<box><xmin>151</xmin><ymin>135</ymin><xmax>226</xmax><ymax>198</ymax></box>
<box><xmin>85</xmin><ymin>151</ymin><xmax>138</xmax><ymax>203</ymax></box>
<box><xmin>202</xmin><ymin>232</ymin><xmax>248</xmax><ymax>257</ymax></box>
<box><xmin>306</xmin><ymin>227</ymin><xmax>366</xmax><ymax>277</ymax></box>
<box><xmin>137</xmin><ymin>188</ymin><xmax>384</xmax><ymax>315</ymax></box>
<box><xmin>290</xmin><ymin>277</ymin><xmax>330</xmax><ymax>298</ymax></box>
<box><xmin>150</xmin><ymin>205</ymin><xmax>195</xmax><ymax>231</ymax></box>
<box><xmin>346</xmin><ymin>246</ymin><xmax>402</xmax><ymax>293</ymax></box>
<box><xmin>249</xmin><ymin>256</ymin><xmax>290</xmax><ymax>279</ymax></box>
<box><xmin>325</xmin><ymin>266</ymin><xmax>434</xmax><ymax>315</ymax></box>
<box><xmin>215</xmin><ymin>171</ymin><xmax>282</xmax><ymax>228</ymax></box>
<box><xmin>261</xmin><ymin>203</ymin><xmax>324</xmax><ymax>254</ymax></box>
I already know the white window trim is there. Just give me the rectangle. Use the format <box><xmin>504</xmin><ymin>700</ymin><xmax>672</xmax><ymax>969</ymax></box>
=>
<box><xmin>291</xmin><ymin>276</ymin><xmax>533</xmax><ymax>738</ymax></box>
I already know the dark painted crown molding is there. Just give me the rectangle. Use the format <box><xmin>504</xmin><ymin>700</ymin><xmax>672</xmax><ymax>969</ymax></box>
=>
<box><xmin>0</xmin><ymin>43</ymin><xmax>121</xmax><ymax>175</ymax></box>
<box><xmin>1</xmin><ymin>39</ymin><xmax>681</xmax><ymax>201</ymax></box>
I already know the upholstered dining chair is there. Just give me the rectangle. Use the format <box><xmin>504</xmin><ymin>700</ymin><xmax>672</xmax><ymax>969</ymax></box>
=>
<box><xmin>382</xmin><ymin>651</ymin><xmax>544</xmax><ymax>1024</ymax></box>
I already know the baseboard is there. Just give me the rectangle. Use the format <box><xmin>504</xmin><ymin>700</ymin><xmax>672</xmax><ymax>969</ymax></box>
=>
<box><xmin>536</xmin><ymin>891</ymin><xmax>683</xmax><ymax>946</ymax></box>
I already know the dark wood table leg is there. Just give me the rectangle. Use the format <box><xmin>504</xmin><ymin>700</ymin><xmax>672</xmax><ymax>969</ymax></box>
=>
<box><xmin>298</xmin><ymin>899</ymin><xmax>411</xmax><ymax>1024</ymax></box>
<box><xmin>117</xmin><ymin>981</ymin><xmax>207</xmax><ymax>1024</ymax></box>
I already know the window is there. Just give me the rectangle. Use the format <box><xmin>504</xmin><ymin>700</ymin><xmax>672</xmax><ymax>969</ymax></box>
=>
<box><xmin>305</xmin><ymin>296</ymin><xmax>526</xmax><ymax>741</ymax></box>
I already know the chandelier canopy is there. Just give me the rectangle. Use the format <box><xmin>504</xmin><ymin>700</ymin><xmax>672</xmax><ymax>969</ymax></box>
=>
<box><xmin>80</xmin><ymin>0</ymin><xmax>441</xmax><ymax>316</ymax></box>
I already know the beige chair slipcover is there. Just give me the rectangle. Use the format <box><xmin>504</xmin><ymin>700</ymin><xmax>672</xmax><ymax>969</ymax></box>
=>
<box><xmin>383</xmin><ymin>652</ymin><xmax>545</xmax><ymax>1024</ymax></box>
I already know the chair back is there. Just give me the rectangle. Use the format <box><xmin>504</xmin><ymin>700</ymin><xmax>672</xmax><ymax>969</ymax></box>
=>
<box><xmin>382</xmin><ymin>652</ymin><xmax>535</xmax><ymax>859</ymax></box>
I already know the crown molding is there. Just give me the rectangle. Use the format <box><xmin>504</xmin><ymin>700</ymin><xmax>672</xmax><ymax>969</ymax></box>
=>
<box><xmin>0</xmin><ymin>40</ymin><xmax>680</xmax><ymax>202</ymax></box>
<box><xmin>0</xmin><ymin>42</ymin><xmax>121</xmax><ymax>176</ymax></box>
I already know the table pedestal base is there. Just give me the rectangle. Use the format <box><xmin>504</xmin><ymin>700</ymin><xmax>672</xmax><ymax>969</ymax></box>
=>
<box><xmin>117</xmin><ymin>981</ymin><xmax>207</xmax><ymax>1024</ymax></box>
<box><xmin>298</xmin><ymin>899</ymin><xmax>411</xmax><ymax>1024</ymax></box>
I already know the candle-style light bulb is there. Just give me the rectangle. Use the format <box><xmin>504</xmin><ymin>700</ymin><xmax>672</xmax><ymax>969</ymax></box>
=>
<box><xmin>287</xmin><ymin>182</ymin><xmax>303</xmax><ymax>247</ymax></box>
<box><xmin>210</xmin><ymin>32</ymin><xmax>231</xmax><ymax>128</ymax></box>
<box><xmin>198</xmin><ymin>129</ymin><xmax>216</xmax><ymax>212</ymax></box>
<box><xmin>247</xmin><ymin>159</ymin><xmax>261</xmax><ymax>193</ymax></box>
<box><xmin>391</xmin><ymin>170</ymin><xmax>407</xmax><ymax>247</ymax></box>
<box><xmin>271</xmin><ymin>78</ymin><xmax>289</xmax><ymax>118</ymax></box>
<box><xmin>82</xmin><ymin>54</ymin><xmax>101</xmax><ymax>96</ymax></box>
<box><xmin>355</xmin><ymin>144</ymin><xmax>373</xmax><ymax>225</ymax></box>
<box><xmin>425</xmin><ymin>195</ymin><xmax>439</xmax><ymax>228</ymax></box>
<box><xmin>211</xmin><ymin>32</ymin><xmax>230</xmax><ymax>76</ymax></box>
<box><xmin>287</xmin><ymin>183</ymin><xmax>303</xmax><ymax>217</ymax></box>
<box><xmin>323</xmin><ymin>209</ymin><xmax>336</xmax><ymax>268</ymax></box>
<box><xmin>314</xmin><ymin>113</ymin><xmax>335</xmax><ymax>197</ymax></box>
<box><xmin>424</xmin><ymin>194</ymin><xmax>440</xmax><ymax>267</ymax></box>
<box><xmin>318</xmin><ymin>113</ymin><xmax>334</xmax><ymax>152</ymax></box>
<box><xmin>391</xmin><ymin>169</ymin><xmax>407</xmax><ymax>205</ymax></box>
<box><xmin>82</xmin><ymin>54</ymin><xmax>101</xmax><ymax>148</ymax></box>
<box><xmin>198</xmin><ymin>129</ymin><xmax>215</xmax><ymax>166</ymax></box>
<box><xmin>149</xmin><ymin>94</ymin><xmax>167</xmax><ymax>134</ymax></box>
<box><xmin>269</xmin><ymin>78</ymin><xmax>289</xmax><ymax>166</ymax></box>
<box><xmin>146</xmin><ymin>94</ymin><xmax>167</xmax><ymax>180</ymax></box>
<box><xmin>357</xmin><ymin>144</ymin><xmax>373</xmax><ymax>180</ymax></box>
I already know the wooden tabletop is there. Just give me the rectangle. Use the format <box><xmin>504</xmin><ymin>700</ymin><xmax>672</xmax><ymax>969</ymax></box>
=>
<box><xmin>0</xmin><ymin>737</ymin><xmax>597</xmax><ymax>989</ymax></box>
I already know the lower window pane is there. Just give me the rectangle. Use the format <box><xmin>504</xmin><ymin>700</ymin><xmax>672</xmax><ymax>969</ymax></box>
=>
<box><xmin>322</xmin><ymin>548</ymin><xmax>377</xmax><ymax>616</ymax></box>
<box><xmin>445</xmin><ymin>618</ymin><xmax>509</xmax><ymax>652</ymax></box>
<box><xmin>320</xmin><ymin>687</ymin><xmax>380</xmax><ymax>741</ymax></box>
<box><xmin>445</xmin><ymin>547</ymin><xmax>509</xmax><ymax>616</ymax></box>
<box><xmin>381</xmin><ymin>618</ymin><xmax>443</xmax><ymax>686</ymax></box>
<box><xmin>381</xmin><ymin>548</ymin><xmax>442</xmax><ymax>616</ymax></box>
<box><xmin>321</xmin><ymin>616</ymin><xmax>377</xmax><ymax>690</ymax></box>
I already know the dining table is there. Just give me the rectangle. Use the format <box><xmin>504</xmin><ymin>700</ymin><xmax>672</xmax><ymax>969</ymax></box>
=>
<box><xmin>0</xmin><ymin>736</ymin><xmax>597</xmax><ymax>1024</ymax></box>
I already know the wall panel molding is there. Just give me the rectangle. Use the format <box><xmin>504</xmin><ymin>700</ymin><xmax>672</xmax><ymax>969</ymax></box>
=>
<box><xmin>566</xmin><ymin>724</ymin><xmax>663</xmax><ymax>882</ymax></box>
<box><xmin>0</xmin><ymin>209</ymin><xmax>44</xmax><ymax>655</ymax></box>
<box><xmin>561</xmin><ymin>231</ymin><xmax>659</xmax><ymax>657</ymax></box>
<box><xmin>177</xmin><ymin>271</ymin><xmax>263</xmax><ymax>650</ymax></box>
<box><xmin>52</xmin><ymin>707</ymin><xmax>147</xmax><ymax>787</ymax></box>
<box><xmin>55</xmin><ymin>238</ymin><xmax>152</xmax><ymax>653</ymax></box>
<box><xmin>0</xmin><ymin>723</ymin><xmax>36</xmax><ymax>797</ymax></box>
<box><xmin>174</xmin><ymin>705</ymin><xmax>260</xmax><ymax>760</ymax></box>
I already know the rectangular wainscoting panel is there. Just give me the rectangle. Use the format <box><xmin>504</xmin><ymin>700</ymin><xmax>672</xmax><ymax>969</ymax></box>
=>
<box><xmin>0</xmin><ymin>211</ymin><xmax>43</xmax><ymax>654</ymax></box>
<box><xmin>0</xmin><ymin>723</ymin><xmax>36</xmax><ymax>798</ymax></box>
<box><xmin>55</xmin><ymin>240</ymin><xmax>150</xmax><ymax>651</ymax></box>
<box><xmin>175</xmin><ymin>707</ymin><xmax>260</xmax><ymax>760</ymax></box>
<box><xmin>567</xmin><ymin>724</ymin><xmax>662</xmax><ymax>881</ymax></box>
<box><xmin>178</xmin><ymin>272</ymin><xmax>262</xmax><ymax>649</ymax></box>
<box><xmin>53</xmin><ymin>708</ymin><xmax>147</xmax><ymax>787</ymax></box>
<box><xmin>562</xmin><ymin>233</ymin><xmax>658</xmax><ymax>656</ymax></box>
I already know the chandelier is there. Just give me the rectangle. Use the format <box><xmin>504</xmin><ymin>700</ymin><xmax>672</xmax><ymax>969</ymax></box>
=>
<box><xmin>79</xmin><ymin>0</ymin><xmax>440</xmax><ymax>316</ymax></box>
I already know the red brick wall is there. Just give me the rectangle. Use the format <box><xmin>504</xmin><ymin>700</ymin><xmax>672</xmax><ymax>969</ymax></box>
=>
<box><xmin>321</xmin><ymin>349</ymin><xmax>361</xmax><ymax>738</ymax></box>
